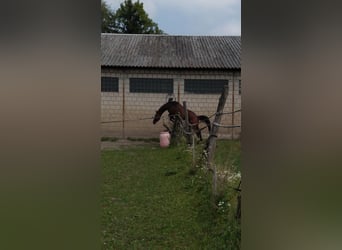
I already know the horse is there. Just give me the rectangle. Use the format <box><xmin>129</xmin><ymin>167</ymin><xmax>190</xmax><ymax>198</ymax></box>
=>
<box><xmin>152</xmin><ymin>101</ymin><xmax>211</xmax><ymax>141</ymax></box>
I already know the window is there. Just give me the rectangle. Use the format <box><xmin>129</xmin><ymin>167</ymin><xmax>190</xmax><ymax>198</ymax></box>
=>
<box><xmin>101</xmin><ymin>77</ymin><xmax>119</xmax><ymax>92</ymax></box>
<box><xmin>239</xmin><ymin>80</ymin><xmax>241</xmax><ymax>95</ymax></box>
<box><xmin>130</xmin><ymin>78</ymin><xmax>173</xmax><ymax>93</ymax></box>
<box><xmin>184</xmin><ymin>79</ymin><xmax>228</xmax><ymax>94</ymax></box>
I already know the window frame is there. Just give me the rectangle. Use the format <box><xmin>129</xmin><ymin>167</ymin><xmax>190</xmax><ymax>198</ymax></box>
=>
<box><xmin>129</xmin><ymin>78</ymin><xmax>174</xmax><ymax>94</ymax></box>
<box><xmin>101</xmin><ymin>77</ymin><xmax>119</xmax><ymax>92</ymax></box>
<box><xmin>184</xmin><ymin>79</ymin><xmax>229</xmax><ymax>94</ymax></box>
<box><xmin>239</xmin><ymin>80</ymin><xmax>241</xmax><ymax>95</ymax></box>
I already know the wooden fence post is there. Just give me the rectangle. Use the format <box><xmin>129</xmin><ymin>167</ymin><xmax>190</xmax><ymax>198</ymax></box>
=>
<box><xmin>183</xmin><ymin>101</ymin><xmax>192</xmax><ymax>145</ymax></box>
<box><xmin>231</xmin><ymin>73</ymin><xmax>235</xmax><ymax>139</ymax></box>
<box><xmin>206</xmin><ymin>85</ymin><xmax>229</xmax><ymax>197</ymax></box>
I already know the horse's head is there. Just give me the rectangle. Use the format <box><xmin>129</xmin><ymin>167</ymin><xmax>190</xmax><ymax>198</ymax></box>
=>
<box><xmin>153</xmin><ymin>111</ymin><xmax>161</xmax><ymax>124</ymax></box>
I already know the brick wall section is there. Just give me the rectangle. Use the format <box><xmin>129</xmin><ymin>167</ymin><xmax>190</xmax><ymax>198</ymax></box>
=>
<box><xmin>101</xmin><ymin>72</ymin><xmax>123</xmax><ymax>136</ymax></box>
<box><xmin>101</xmin><ymin>68</ymin><xmax>241</xmax><ymax>139</ymax></box>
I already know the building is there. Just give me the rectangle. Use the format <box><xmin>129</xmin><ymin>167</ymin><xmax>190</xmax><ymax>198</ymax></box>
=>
<box><xmin>101</xmin><ymin>33</ymin><xmax>241</xmax><ymax>139</ymax></box>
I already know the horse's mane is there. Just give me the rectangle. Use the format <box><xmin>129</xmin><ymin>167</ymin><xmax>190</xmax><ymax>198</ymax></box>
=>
<box><xmin>156</xmin><ymin>101</ymin><xmax>182</xmax><ymax>115</ymax></box>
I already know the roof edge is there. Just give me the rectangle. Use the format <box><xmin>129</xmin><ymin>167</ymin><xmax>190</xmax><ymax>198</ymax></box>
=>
<box><xmin>101</xmin><ymin>33</ymin><xmax>241</xmax><ymax>38</ymax></box>
<box><xmin>101</xmin><ymin>65</ymin><xmax>241</xmax><ymax>71</ymax></box>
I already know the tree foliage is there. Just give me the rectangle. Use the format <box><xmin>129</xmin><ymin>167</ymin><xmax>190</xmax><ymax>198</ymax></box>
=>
<box><xmin>101</xmin><ymin>0</ymin><xmax>164</xmax><ymax>34</ymax></box>
<box><xmin>101</xmin><ymin>1</ymin><xmax>115</xmax><ymax>33</ymax></box>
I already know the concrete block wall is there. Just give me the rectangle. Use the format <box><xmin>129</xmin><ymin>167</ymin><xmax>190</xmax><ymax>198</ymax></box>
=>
<box><xmin>101</xmin><ymin>68</ymin><xmax>241</xmax><ymax>139</ymax></box>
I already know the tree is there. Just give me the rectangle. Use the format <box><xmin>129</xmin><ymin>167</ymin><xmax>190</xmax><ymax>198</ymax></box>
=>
<box><xmin>101</xmin><ymin>1</ymin><xmax>115</xmax><ymax>33</ymax></box>
<box><xmin>112</xmin><ymin>0</ymin><xmax>164</xmax><ymax>34</ymax></box>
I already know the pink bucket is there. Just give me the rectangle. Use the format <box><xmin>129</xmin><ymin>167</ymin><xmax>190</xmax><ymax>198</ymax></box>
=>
<box><xmin>159</xmin><ymin>132</ymin><xmax>170</xmax><ymax>148</ymax></box>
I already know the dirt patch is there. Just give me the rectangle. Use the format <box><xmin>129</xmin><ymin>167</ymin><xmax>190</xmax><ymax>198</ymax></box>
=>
<box><xmin>101</xmin><ymin>139</ymin><xmax>160</xmax><ymax>150</ymax></box>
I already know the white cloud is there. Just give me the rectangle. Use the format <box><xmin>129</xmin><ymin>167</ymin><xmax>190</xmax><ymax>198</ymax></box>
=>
<box><xmin>158</xmin><ymin>0</ymin><xmax>239</xmax><ymax>11</ymax></box>
<box><xmin>105</xmin><ymin>0</ymin><xmax>157</xmax><ymax>18</ymax></box>
<box><xmin>106</xmin><ymin>0</ymin><xmax>239</xmax><ymax>14</ymax></box>
<box><xmin>104</xmin><ymin>0</ymin><xmax>241</xmax><ymax>35</ymax></box>
<box><xmin>141</xmin><ymin>0</ymin><xmax>157</xmax><ymax>18</ymax></box>
<box><xmin>105</xmin><ymin>0</ymin><xmax>121</xmax><ymax>9</ymax></box>
<box><xmin>210</xmin><ymin>21</ymin><xmax>241</xmax><ymax>36</ymax></box>
<box><xmin>157</xmin><ymin>0</ymin><xmax>240</xmax><ymax>34</ymax></box>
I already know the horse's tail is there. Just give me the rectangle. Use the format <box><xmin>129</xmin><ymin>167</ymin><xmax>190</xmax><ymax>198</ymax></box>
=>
<box><xmin>197</xmin><ymin>115</ymin><xmax>211</xmax><ymax>133</ymax></box>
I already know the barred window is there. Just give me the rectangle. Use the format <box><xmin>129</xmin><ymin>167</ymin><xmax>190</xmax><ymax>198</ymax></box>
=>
<box><xmin>130</xmin><ymin>78</ymin><xmax>173</xmax><ymax>93</ymax></box>
<box><xmin>101</xmin><ymin>77</ymin><xmax>119</xmax><ymax>92</ymax></box>
<box><xmin>184</xmin><ymin>79</ymin><xmax>228</xmax><ymax>94</ymax></box>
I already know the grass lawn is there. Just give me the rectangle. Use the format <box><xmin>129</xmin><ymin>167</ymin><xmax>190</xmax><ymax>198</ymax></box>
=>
<box><xmin>101</xmin><ymin>140</ymin><xmax>240</xmax><ymax>249</ymax></box>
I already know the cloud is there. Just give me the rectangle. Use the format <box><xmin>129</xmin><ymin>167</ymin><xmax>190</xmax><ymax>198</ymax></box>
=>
<box><xmin>154</xmin><ymin>0</ymin><xmax>240</xmax><ymax>35</ymax></box>
<box><xmin>105</xmin><ymin>0</ymin><xmax>157</xmax><ymax>18</ymax></box>
<box><xmin>210</xmin><ymin>21</ymin><xmax>241</xmax><ymax>36</ymax></box>
<box><xmin>105</xmin><ymin>0</ymin><xmax>121</xmax><ymax>9</ymax></box>
<box><xmin>106</xmin><ymin>0</ymin><xmax>239</xmax><ymax>15</ymax></box>
<box><xmin>104</xmin><ymin>0</ymin><xmax>241</xmax><ymax>35</ymax></box>
<box><xmin>158</xmin><ymin>0</ymin><xmax>239</xmax><ymax>11</ymax></box>
<box><xmin>140</xmin><ymin>0</ymin><xmax>157</xmax><ymax>18</ymax></box>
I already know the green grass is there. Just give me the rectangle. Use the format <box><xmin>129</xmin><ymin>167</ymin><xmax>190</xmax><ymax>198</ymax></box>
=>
<box><xmin>101</xmin><ymin>140</ymin><xmax>240</xmax><ymax>249</ymax></box>
<box><xmin>214</xmin><ymin>139</ymin><xmax>241</xmax><ymax>171</ymax></box>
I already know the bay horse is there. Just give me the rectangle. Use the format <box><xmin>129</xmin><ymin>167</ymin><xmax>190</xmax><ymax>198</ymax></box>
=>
<box><xmin>153</xmin><ymin>101</ymin><xmax>211</xmax><ymax>141</ymax></box>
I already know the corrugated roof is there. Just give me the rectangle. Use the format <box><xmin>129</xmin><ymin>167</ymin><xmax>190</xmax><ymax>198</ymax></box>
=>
<box><xmin>101</xmin><ymin>34</ymin><xmax>241</xmax><ymax>70</ymax></box>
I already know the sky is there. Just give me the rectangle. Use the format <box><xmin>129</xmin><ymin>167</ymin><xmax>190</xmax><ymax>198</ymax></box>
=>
<box><xmin>105</xmin><ymin>0</ymin><xmax>241</xmax><ymax>36</ymax></box>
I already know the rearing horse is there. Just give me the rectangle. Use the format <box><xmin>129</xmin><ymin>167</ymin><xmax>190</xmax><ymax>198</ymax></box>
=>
<box><xmin>153</xmin><ymin>101</ymin><xmax>211</xmax><ymax>141</ymax></box>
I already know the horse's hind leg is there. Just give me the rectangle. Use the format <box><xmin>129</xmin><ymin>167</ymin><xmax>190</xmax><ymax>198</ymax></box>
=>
<box><xmin>195</xmin><ymin>126</ymin><xmax>202</xmax><ymax>141</ymax></box>
<box><xmin>197</xmin><ymin>132</ymin><xmax>202</xmax><ymax>141</ymax></box>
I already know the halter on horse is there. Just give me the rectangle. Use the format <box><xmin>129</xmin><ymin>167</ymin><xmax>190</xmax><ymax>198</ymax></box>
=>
<box><xmin>153</xmin><ymin>101</ymin><xmax>211</xmax><ymax>141</ymax></box>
